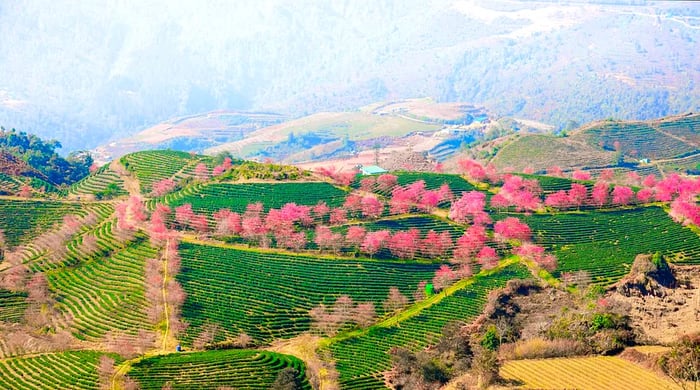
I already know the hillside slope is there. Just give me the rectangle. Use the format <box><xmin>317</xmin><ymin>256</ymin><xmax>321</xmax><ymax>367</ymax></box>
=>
<box><xmin>489</xmin><ymin>113</ymin><xmax>700</xmax><ymax>173</ymax></box>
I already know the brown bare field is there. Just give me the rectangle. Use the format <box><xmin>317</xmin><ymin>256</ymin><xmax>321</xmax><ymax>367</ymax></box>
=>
<box><xmin>500</xmin><ymin>356</ymin><xmax>680</xmax><ymax>389</ymax></box>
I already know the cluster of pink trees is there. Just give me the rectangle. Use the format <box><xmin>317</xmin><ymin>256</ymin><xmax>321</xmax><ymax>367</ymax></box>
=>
<box><xmin>144</xmin><ymin>238</ymin><xmax>187</xmax><ymax>339</ymax></box>
<box><xmin>151</xmin><ymin>178</ymin><xmax>177</xmax><ymax>197</ymax></box>
<box><xmin>389</xmin><ymin>180</ymin><xmax>452</xmax><ymax>214</ymax></box>
<box><xmin>491</xmin><ymin>175</ymin><xmax>542</xmax><ymax>211</ymax></box>
<box><xmin>457</xmin><ymin>158</ymin><xmax>501</xmax><ymax>183</ymax></box>
<box><xmin>116</xmin><ymin>196</ymin><xmax>148</xmax><ymax>231</ymax></box>
<box><xmin>309</xmin><ymin>295</ymin><xmax>376</xmax><ymax>335</ymax></box>
<box><xmin>315</xmin><ymin>166</ymin><xmax>358</xmax><ymax>186</ymax></box>
<box><xmin>542</xmin><ymin>172</ymin><xmax>700</xmax><ymax>210</ymax></box>
<box><xmin>449</xmin><ymin>191</ymin><xmax>490</xmax><ymax>225</ymax></box>
<box><xmin>316</xmin><ymin>226</ymin><xmax>453</xmax><ymax>260</ymax></box>
<box><xmin>173</xmin><ymin>204</ymin><xmax>209</xmax><ymax>234</ymax></box>
<box><xmin>212</xmin><ymin>157</ymin><xmax>233</xmax><ymax>176</ymax></box>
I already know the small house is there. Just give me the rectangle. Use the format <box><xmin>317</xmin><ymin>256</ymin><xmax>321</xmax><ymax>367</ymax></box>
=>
<box><xmin>360</xmin><ymin>165</ymin><xmax>388</xmax><ymax>175</ymax></box>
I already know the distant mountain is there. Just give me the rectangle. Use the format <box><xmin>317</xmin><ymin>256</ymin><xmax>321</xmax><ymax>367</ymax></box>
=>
<box><xmin>0</xmin><ymin>0</ymin><xmax>698</xmax><ymax>152</ymax></box>
<box><xmin>92</xmin><ymin>110</ymin><xmax>286</xmax><ymax>162</ymax></box>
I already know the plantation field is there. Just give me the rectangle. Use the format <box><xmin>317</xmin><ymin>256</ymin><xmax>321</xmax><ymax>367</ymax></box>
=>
<box><xmin>165</xmin><ymin>182</ymin><xmax>348</xmax><ymax>214</ymax></box>
<box><xmin>68</xmin><ymin>165</ymin><xmax>127</xmax><ymax>198</ymax></box>
<box><xmin>500</xmin><ymin>356</ymin><xmax>678</xmax><ymax>389</ymax></box>
<box><xmin>0</xmin><ymin>288</ymin><xmax>27</xmax><ymax>323</ymax></box>
<box><xmin>0</xmin><ymin>351</ymin><xmax>120</xmax><ymax>390</ymax></box>
<box><xmin>328</xmin><ymin>264</ymin><xmax>530</xmax><ymax>389</ymax></box>
<box><xmin>521</xmin><ymin>206</ymin><xmax>700</xmax><ymax>285</ymax></box>
<box><xmin>0</xmin><ymin>199</ymin><xmax>88</xmax><ymax>247</ymax></box>
<box><xmin>48</xmin><ymin>239</ymin><xmax>157</xmax><ymax>341</ymax></box>
<box><xmin>177</xmin><ymin>242</ymin><xmax>442</xmax><ymax>344</ymax></box>
<box><xmin>575</xmin><ymin>120</ymin><xmax>696</xmax><ymax>160</ymax></box>
<box><xmin>121</xmin><ymin>150</ymin><xmax>213</xmax><ymax>192</ymax></box>
<box><xmin>128</xmin><ymin>349</ymin><xmax>311</xmax><ymax>390</ymax></box>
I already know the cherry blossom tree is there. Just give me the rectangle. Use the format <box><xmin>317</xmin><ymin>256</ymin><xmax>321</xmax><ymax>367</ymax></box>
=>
<box><xmin>494</xmin><ymin>217</ymin><xmax>531</xmax><ymax>242</ymax></box>
<box><xmin>343</xmin><ymin>194</ymin><xmax>363</xmax><ymax>217</ymax></box>
<box><xmin>383</xmin><ymin>286</ymin><xmax>409</xmax><ymax>312</ymax></box>
<box><xmin>642</xmin><ymin>174</ymin><xmax>657</xmax><ymax>188</ymax></box>
<box><xmin>453</xmin><ymin>225</ymin><xmax>487</xmax><ymax>262</ymax></box>
<box><xmin>636</xmin><ymin>188</ymin><xmax>654</xmax><ymax>203</ymax></box>
<box><xmin>545</xmin><ymin>190</ymin><xmax>571</xmax><ymax>209</ymax></box>
<box><xmin>376</xmin><ymin>174</ymin><xmax>398</xmax><ymax>191</ymax></box>
<box><xmin>175</xmin><ymin>204</ymin><xmax>195</xmax><ymax>228</ymax></box>
<box><xmin>18</xmin><ymin>184</ymin><xmax>32</xmax><ymax>198</ymax></box>
<box><xmin>626</xmin><ymin>171</ymin><xmax>641</xmax><ymax>186</ymax></box>
<box><xmin>476</xmin><ymin>246</ymin><xmax>499</xmax><ymax>269</ymax></box>
<box><xmin>345</xmin><ymin>226</ymin><xmax>367</xmax><ymax>250</ymax></box>
<box><xmin>360</xmin><ymin>230</ymin><xmax>391</xmax><ymax>257</ymax></box>
<box><xmin>213</xmin><ymin>209</ymin><xmax>242</xmax><ymax>236</ymax></box>
<box><xmin>611</xmin><ymin>185</ymin><xmax>634</xmax><ymax>205</ymax></box>
<box><xmin>418</xmin><ymin>190</ymin><xmax>442</xmax><ymax>212</ymax></box>
<box><xmin>432</xmin><ymin>264</ymin><xmax>457</xmax><ymax>291</ymax></box>
<box><xmin>568</xmin><ymin>183</ymin><xmax>588</xmax><ymax>208</ymax></box>
<box><xmin>359</xmin><ymin>177</ymin><xmax>376</xmax><ymax>192</ymax></box>
<box><xmin>194</xmin><ymin>163</ymin><xmax>210</xmax><ymax>181</ymax></box>
<box><xmin>329</xmin><ymin>208</ymin><xmax>348</xmax><ymax>225</ymax></box>
<box><xmin>599</xmin><ymin>169</ymin><xmax>615</xmax><ymax>182</ymax></box>
<box><xmin>522</xmin><ymin>166</ymin><xmax>535</xmax><ymax>174</ymax></box>
<box><xmin>458</xmin><ymin>158</ymin><xmax>487</xmax><ymax>181</ymax></box>
<box><xmin>670</xmin><ymin>198</ymin><xmax>700</xmax><ymax>226</ymax></box>
<box><xmin>572</xmin><ymin>170</ymin><xmax>592</xmax><ymax>181</ymax></box>
<box><xmin>591</xmin><ymin>181</ymin><xmax>609</xmax><ymax>206</ymax></box>
<box><xmin>312</xmin><ymin>201</ymin><xmax>330</xmax><ymax>221</ymax></box>
<box><xmin>387</xmin><ymin>229</ymin><xmax>420</xmax><ymax>259</ymax></box>
<box><xmin>315</xmin><ymin>225</ymin><xmax>343</xmax><ymax>253</ymax></box>
<box><xmin>547</xmin><ymin>166</ymin><xmax>563</xmax><ymax>177</ymax></box>
<box><xmin>353</xmin><ymin>302</ymin><xmax>376</xmax><ymax>327</ymax></box>
<box><xmin>514</xmin><ymin>243</ymin><xmax>557</xmax><ymax>271</ymax></box>
<box><xmin>449</xmin><ymin>191</ymin><xmax>490</xmax><ymax>224</ymax></box>
<box><xmin>490</xmin><ymin>175</ymin><xmax>542</xmax><ymax>211</ymax></box>
<box><xmin>190</xmin><ymin>214</ymin><xmax>209</xmax><ymax>234</ymax></box>
<box><xmin>151</xmin><ymin>178</ymin><xmax>176</xmax><ymax>197</ymax></box>
<box><xmin>421</xmin><ymin>230</ymin><xmax>453</xmax><ymax>259</ymax></box>
<box><xmin>361</xmin><ymin>196</ymin><xmax>384</xmax><ymax>219</ymax></box>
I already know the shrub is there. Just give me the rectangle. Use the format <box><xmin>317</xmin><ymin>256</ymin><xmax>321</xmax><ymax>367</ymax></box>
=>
<box><xmin>499</xmin><ymin>338</ymin><xmax>589</xmax><ymax>360</ymax></box>
<box><xmin>659</xmin><ymin>333</ymin><xmax>700</xmax><ymax>384</ymax></box>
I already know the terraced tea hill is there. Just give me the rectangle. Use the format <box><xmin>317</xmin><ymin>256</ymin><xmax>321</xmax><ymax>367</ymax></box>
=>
<box><xmin>121</xmin><ymin>150</ymin><xmax>213</xmax><ymax>192</ymax></box>
<box><xmin>128</xmin><ymin>350</ymin><xmax>311</xmax><ymax>390</ymax></box>
<box><xmin>0</xmin><ymin>351</ymin><xmax>120</xmax><ymax>390</ymax></box>
<box><xmin>68</xmin><ymin>165</ymin><xmax>127</xmax><ymax>198</ymax></box>
<box><xmin>177</xmin><ymin>242</ymin><xmax>441</xmax><ymax>344</ymax></box>
<box><xmin>328</xmin><ymin>264</ymin><xmax>530</xmax><ymax>389</ymax></box>
<box><xmin>0</xmin><ymin>289</ymin><xmax>27</xmax><ymax>323</ymax></box>
<box><xmin>522</xmin><ymin>206</ymin><xmax>700</xmax><ymax>285</ymax></box>
<box><xmin>0</xmin><ymin>199</ymin><xmax>88</xmax><ymax>247</ymax></box>
<box><xmin>576</xmin><ymin>120</ymin><xmax>697</xmax><ymax>160</ymax></box>
<box><xmin>48</xmin><ymin>239</ymin><xmax>157</xmax><ymax>341</ymax></box>
<box><xmin>166</xmin><ymin>182</ymin><xmax>347</xmax><ymax>214</ymax></box>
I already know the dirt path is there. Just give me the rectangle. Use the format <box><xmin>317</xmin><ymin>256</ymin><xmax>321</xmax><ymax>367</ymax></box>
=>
<box><xmin>268</xmin><ymin>334</ymin><xmax>339</xmax><ymax>390</ymax></box>
<box><xmin>110</xmin><ymin>160</ymin><xmax>141</xmax><ymax>197</ymax></box>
